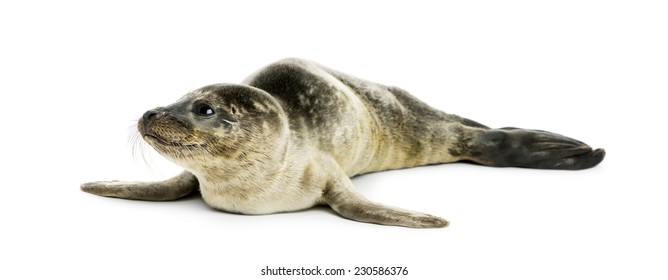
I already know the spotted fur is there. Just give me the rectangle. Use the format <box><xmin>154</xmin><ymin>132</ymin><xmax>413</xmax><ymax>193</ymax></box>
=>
<box><xmin>81</xmin><ymin>58</ymin><xmax>605</xmax><ymax>228</ymax></box>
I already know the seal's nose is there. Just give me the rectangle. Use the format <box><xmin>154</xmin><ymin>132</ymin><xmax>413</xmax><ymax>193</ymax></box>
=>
<box><xmin>141</xmin><ymin>107</ymin><xmax>163</xmax><ymax>130</ymax></box>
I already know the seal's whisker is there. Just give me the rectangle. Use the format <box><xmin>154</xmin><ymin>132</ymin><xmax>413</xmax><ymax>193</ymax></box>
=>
<box><xmin>128</xmin><ymin>123</ymin><xmax>153</xmax><ymax>169</ymax></box>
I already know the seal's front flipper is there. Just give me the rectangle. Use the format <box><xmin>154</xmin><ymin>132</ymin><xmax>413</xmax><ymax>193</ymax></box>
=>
<box><xmin>463</xmin><ymin>127</ymin><xmax>606</xmax><ymax>170</ymax></box>
<box><xmin>322</xmin><ymin>176</ymin><xmax>448</xmax><ymax>228</ymax></box>
<box><xmin>81</xmin><ymin>171</ymin><xmax>198</xmax><ymax>201</ymax></box>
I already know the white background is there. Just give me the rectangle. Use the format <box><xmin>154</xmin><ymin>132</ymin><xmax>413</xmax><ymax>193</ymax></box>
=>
<box><xmin>1</xmin><ymin>1</ymin><xmax>666</xmax><ymax>279</ymax></box>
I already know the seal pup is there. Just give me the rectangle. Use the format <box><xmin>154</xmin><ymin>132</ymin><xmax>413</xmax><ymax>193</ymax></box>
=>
<box><xmin>81</xmin><ymin>58</ymin><xmax>605</xmax><ymax>228</ymax></box>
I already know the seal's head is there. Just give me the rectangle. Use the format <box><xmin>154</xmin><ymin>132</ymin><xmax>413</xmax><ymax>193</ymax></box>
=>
<box><xmin>138</xmin><ymin>84</ymin><xmax>289</xmax><ymax>173</ymax></box>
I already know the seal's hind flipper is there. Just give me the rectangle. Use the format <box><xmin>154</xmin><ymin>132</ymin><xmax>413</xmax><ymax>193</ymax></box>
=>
<box><xmin>455</xmin><ymin>126</ymin><xmax>606</xmax><ymax>170</ymax></box>
<box><xmin>81</xmin><ymin>171</ymin><xmax>198</xmax><ymax>201</ymax></box>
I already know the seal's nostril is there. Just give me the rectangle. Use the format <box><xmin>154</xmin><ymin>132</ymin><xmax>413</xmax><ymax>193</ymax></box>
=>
<box><xmin>143</xmin><ymin>110</ymin><xmax>158</xmax><ymax>121</ymax></box>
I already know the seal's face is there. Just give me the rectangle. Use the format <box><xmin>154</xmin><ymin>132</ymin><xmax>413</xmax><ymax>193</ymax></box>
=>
<box><xmin>138</xmin><ymin>84</ymin><xmax>288</xmax><ymax>169</ymax></box>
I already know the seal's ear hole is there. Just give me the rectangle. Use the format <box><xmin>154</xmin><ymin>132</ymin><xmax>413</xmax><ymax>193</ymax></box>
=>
<box><xmin>230</xmin><ymin>104</ymin><xmax>238</xmax><ymax>115</ymax></box>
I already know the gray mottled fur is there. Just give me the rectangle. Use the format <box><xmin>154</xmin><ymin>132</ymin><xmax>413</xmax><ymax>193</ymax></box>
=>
<box><xmin>81</xmin><ymin>58</ymin><xmax>605</xmax><ymax>228</ymax></box>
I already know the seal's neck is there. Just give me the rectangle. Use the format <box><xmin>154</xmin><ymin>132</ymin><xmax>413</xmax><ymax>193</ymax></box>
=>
<box><xmin>186</xmin><ymin>138</ymin><xmax>290</xmax><ymax>190</ymax></box>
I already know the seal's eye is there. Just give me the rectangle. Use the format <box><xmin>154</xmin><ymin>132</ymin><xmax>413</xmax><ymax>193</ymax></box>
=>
<box><xmin>194</xmin><ymin>103</ymin><xmax>215</xmax><ymax>116</ymax></box>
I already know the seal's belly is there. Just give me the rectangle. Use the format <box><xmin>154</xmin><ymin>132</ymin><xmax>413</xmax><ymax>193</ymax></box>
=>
<box><xmin>198</xmin><ymin>181</ymin><xmax>321</xmax><ymax>215</ymax></box>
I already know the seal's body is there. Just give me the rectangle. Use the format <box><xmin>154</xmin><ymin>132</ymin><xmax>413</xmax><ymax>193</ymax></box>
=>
<box><xmin>82</xmin><ymin>58</ymin><xmax>605</xmax><ymax>228</ymax></box>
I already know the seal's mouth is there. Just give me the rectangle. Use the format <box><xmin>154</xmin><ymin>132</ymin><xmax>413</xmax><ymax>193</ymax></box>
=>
<box><xmin>142</xmin><ymin>132</ymin><xmax>205</xmax><ymax>148</ymax></box>
<box><xmin>142</xmin><ymin>132</ymin><xmax>170</xmax><ymax>145</ymax></box>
